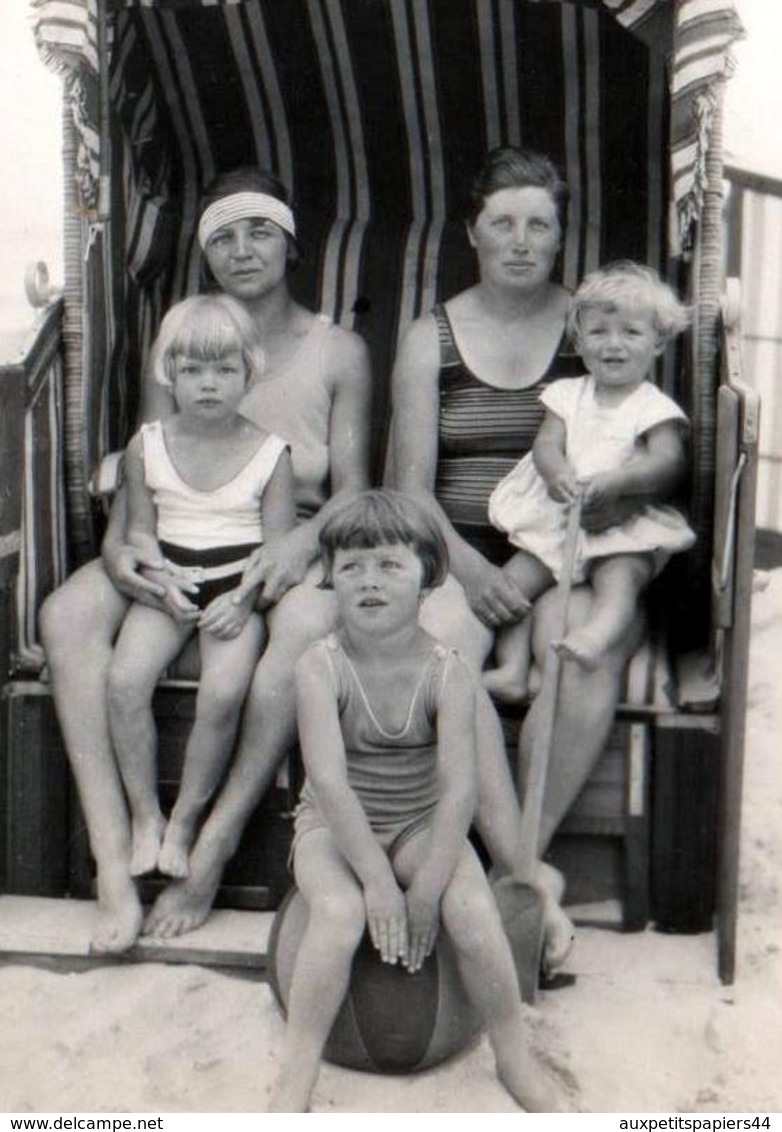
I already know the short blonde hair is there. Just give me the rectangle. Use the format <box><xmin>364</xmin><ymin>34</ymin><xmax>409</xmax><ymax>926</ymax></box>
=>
<box><xmin>149</xmin><ymin>294</ymin><xmax>265</xmax><ymax>388</ymax></box>
<box><xmin>567</xmin><ymin>261</ymin><xmax>691</xmax><ymax>345</ymax></box>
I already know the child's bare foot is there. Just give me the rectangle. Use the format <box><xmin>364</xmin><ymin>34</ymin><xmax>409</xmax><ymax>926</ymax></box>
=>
<box><xmin>497</xmin><ymin>1048</ymin><xmax>573</xmax><ymax>1112</ymax></box>
<box><xmin>156</xmin><ymin>854</ymin><xmax>188</xmax><ymax>879</ymax></box>
<box><xmin>553</xmin><ymin>630</ymin><xmax>605</xmax><ymax>672</ymax></box>
<box><xmin>90</xmin><ymin>866</ymin><xmax>143</xmax><ymax>954</ymax></box>
<box><xmin>157</xmin><ymin>829</ymin><xmax>190</xmax><ymax>879</ymax></box>
<box><xmin>482</xmin><ymin>666</ymin><xmax>529</xmax><ymax>704</ymax></box>
<box><xmin>130</xmin><ymin>815</ymin><xmax>166</xmax><ymax>877</ymax></box>
<box><xmin>142</xmin><ymin>839</ymin><xmax>223</xmax><ymax>937</ymax></box>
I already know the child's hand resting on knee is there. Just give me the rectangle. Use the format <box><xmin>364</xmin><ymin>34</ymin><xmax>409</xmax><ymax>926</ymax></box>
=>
<box><xmin>199</xmin><ymin>590</ymin><xmax>254</xmax><ymax>639</ymax></box>
<box><xmin>404</xmin><ymin>877</ymin><xmax>441</xmax><ymax>973</ymax></box>
<box><xmin>145</xmin><ymin>568</ymin><xmax>201</xmax><ymax>623</ymax></box>
<box><xmin>364</xmin><ymin>875</ymin><xmax>408</xmax><ymax>966</ymax></box>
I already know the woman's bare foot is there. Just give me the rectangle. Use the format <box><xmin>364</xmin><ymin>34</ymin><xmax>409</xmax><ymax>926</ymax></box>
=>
<box><xmin>535</xmin><ymin>861</ymin><xmax>575</xmax><ymax>973</ymax></box>
<box><xmin>142</xmin><ymin>839</ymin><xmax>223</xmax><ymax>937</ymax></box>
<box><xmin>157</xmin><ymin>822</ymin><xmax>192</xmax><ymax>879</ymax></box>
<box><xmin>90</xmin><ymin>866</ymin><xmax>144</xmax><ymax>954</ymax></box>
<box><xmin>268</xmin><ymin>1072</ymin><xmax>314</xmax><ymax>1113</ymax></box>
<box><xmin>497</xmin><ymin>1048</ymin><xmax>572</xmax><ymax>1112</ymax></box>
<box><xmin>482</xmin><ymin>666</ymin><xmax>529</xmax><ymax>704</ymax></box>
<box><xmin>129</xmin><ymin>814</ymin><xmax>167</xmax><ymax>877</ymax></box>
<box><xmin>541</xmin><ymin>900</ymin><xmax>575</xmax><ymax>973</ymax></box>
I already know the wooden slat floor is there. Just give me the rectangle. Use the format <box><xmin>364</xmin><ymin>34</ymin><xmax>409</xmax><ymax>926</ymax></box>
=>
<box><xmin>0</xmin><ymin>896</ymin><xmax>272</xmax><ymax>973</ymax></box>
<box><xmin>0</xmin><ymin>895</ymin><xmax>719</xmax><ymax>988</ymax></box>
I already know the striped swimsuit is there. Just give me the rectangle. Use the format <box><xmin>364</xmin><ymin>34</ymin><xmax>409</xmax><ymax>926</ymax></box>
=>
<box><xmin>293</xmin><ymin>636</ymin><xmax>462</xmax><ymax>856</ymax></box>
<box><xmin>433</xmin><ymin>303</ymin><xmax>582</xmax><ymax>565</ymax></box>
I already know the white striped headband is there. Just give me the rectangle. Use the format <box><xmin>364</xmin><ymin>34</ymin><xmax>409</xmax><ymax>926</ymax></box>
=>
<box><xmin>198</xmin><ymin>192</ymin><xmax>297</xmax><ymax>249</ymax></box>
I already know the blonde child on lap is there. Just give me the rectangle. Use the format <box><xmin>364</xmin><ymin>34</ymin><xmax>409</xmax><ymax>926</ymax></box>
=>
<box><xmin>483</xmin><ymin>262</ymin><xmax>695</xmax><ymax>704</ymax></box>
<box><xmin>107</xmin><ymin>295</ymin><xmax>295</xmax><ymax>880</ymax></box>
<box><xmin>269</xmin><ymin>490</ymin><xmax>569</xmax><ymax>1113</ymax></box>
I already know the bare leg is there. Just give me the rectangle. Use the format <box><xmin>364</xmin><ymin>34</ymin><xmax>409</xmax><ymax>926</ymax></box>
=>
<box><xmin>420</xmin><ymin>576</ymin><xmax>523</xmax><ymax>873</ymax></box>
<box><xmin>158</xmin><ymin>615</ymin><xmax>266</xmax><ymax>878</ymax></box>
<box><xmin>514</xmin><ymin>586</ymin><xmax>642</xmax><ymax>968</ymax></box>
<box><xmin>482</xmin><ymin>551</ymin><xmax>554</xmax><ymax>703</ymax></box>
<box><xmin>394</xmin><ymin>834</ymin><xmax>570</xmax><ymax>1112</ymax></box>
<box><xmin>535</xmin><ymin>860</ymin><xmax>574</xmax><ymax>973</ymax></box>
<box><xmin>107</xmin><ymin>604</ymin><xmax>192</xmax><ymax>876</ymax></box>
<box><xmin>483</xmin><ymin>619</ymin><xmax>533</xmax><ymax>704</ymax></box>
<box><xmin>423</xmin><ymin>570</ymin><xmax>593</xmax><ymax>968</ymax></box>
<box><xmin>523</xmin><ymin>584</ymin><xmax>644</xmax><ymax>854</ymax></box>
<box><xmin>269</xmin><ymin>829</ymin><xmax>366</xmax><ymax>1112</ymax></box>
<box><xmin>39</xmin><ymin>560</ymin><xmax>143</xmax><ymax>953</ymax></box>
<box><xmin>144</xmin><ymin>570</ymin><xmax>338</xmax><ymax>938</ymax></box>
<box><xmin>556</xmin><ymin>554</ymin><xmax>654</xmax><ymax>671</ymax></box>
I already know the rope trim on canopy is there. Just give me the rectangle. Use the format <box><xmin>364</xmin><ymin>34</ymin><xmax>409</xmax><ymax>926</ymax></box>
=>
<box><xmin>670</xmin><ymin>0</ymin><xmax>744</xmax><ymax>251</ymax></box>
<box><xmin>31</xmin><ymin>0</ymin><xmax>101</xmax><ymax>212</ymax></box>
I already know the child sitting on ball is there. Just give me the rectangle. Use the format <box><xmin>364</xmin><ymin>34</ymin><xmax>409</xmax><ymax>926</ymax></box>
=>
<box><xmin>269</xmin><ymin>490</ymin><xmax>569</xmax><ymax>1113</ymax></box>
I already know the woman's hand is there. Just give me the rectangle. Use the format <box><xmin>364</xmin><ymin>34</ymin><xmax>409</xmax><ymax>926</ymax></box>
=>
<box><xmin>142</xmin><ymin>567</ymin><xmax>201</xmax><ymax>624</ymax></box>
<box><xmin>461</xmin><ymin>559</ymin><xmax>531</xmax><ymax>628</ymax></box>
<box><xmin>364</xmin><ymin>876</ymin><xmax>409</xmax><ymax>966</ymax></box>
<box><xmin>199</xmin><ymin>589</ymin><xmax>253</xmax><ymax>639</ymax></box>
<box><xmin>103</xmin><ymin>540</ymin><xmax>169</xmax><ymax>604</ymax></box>
<box><xmin>404</xmin><ymin>878</ymin><xmax>441</xmax><ymax>973</ymax></box>
<box><xmin>233</xmin><ymin>527</ymin><xmax>313</xmax><ymax>609</ymax></box>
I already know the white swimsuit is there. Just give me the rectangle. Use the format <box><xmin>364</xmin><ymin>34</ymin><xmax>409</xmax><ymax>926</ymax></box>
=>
<box><xmin>141</xmin><ymin>420</ymin><xmax>288</xmax><ymax>607</ymax></box>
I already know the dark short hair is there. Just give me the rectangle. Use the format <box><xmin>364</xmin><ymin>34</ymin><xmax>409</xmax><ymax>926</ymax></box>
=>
<box><xmin>319</xmin><ymin>490</ymin><xmax>449</xmax><ymax>590</ymax></box>
<box><xmin>466</xmin><ymin>147</ymin><xmax>569</xmax><ymax>233</ymax></box>
<box><xmin>198</xmin><ymin>166</ymin><xmax>301</xmax><ymax>287</ymax></box>
<box><xmin>199</xmin><ymin>166</ymin><xmax>292</xmax><ymax>212</ymax></box>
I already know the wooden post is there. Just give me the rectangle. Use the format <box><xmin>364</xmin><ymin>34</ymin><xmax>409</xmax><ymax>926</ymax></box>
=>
<box><xmin>0</xmin><ymin>360</ymin><xmax>26</xmax><ymax>890</ymax></box>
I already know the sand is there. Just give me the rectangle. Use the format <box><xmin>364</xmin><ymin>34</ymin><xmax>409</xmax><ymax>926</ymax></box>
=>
<box><xmin>2</xmin><ymin>571</ymin><xmax>781</xmax><ymax>1115</ymax></box>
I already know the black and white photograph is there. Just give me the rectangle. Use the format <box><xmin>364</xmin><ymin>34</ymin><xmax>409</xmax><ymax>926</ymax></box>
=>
<box><xmin>1</xmin><ymin>0</ymin><xmax>780</xmax><ymax>1116</ymax></box>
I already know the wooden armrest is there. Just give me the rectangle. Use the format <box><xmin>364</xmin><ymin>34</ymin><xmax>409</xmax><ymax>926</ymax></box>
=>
<box><xmin>89</xmin><ymin>451</ymin><xmax>125</xmax><ymax>498</ymax></box>
<box><xmin>674</xmin><ymin>649</ymin><xmax>720</xmax><ymax>713</ymax></box>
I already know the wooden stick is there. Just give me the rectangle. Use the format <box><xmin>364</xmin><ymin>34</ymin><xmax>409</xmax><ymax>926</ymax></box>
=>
<box><xmin>516</xmin><ymin>496</ymin><xmax>583</xmax><ymax>879</ymax></box>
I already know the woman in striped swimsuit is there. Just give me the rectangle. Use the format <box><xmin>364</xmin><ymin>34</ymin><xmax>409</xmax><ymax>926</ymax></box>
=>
<box><xmin>392</xmin><ymin>148</ymin><xmax>648</xmax><ymax>971</ymax></box>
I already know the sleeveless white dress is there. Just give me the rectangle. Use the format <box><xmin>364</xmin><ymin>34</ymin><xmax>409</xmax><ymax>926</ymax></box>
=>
<box><xmin>488</xmin><ymin>376</ymin><xmax>696</xmax><ymax>582</ymax></box>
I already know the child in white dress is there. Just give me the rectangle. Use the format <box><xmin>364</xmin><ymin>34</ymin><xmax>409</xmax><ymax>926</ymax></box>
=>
<box><xmin>107</xmin><ymin>295</ymin><xmax>296</xmax><ymax>879</ymax></box>
<box><xmin>483</xmin><ymin>262</ymin><xmax>695</xmax><ymax>702</ymax></box>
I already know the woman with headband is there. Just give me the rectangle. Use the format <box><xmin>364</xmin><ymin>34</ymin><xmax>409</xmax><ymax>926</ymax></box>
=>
<box><xmin>40</xmin><ymin>168</ymin><xmax>372</xmax><ymax>952</ymax></box>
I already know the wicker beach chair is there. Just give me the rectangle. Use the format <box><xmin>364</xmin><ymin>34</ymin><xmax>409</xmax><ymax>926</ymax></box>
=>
<box><xmin>0</xmin><ymin>0</ymin><xmax>755</xmax><ymax>983</ymax></box>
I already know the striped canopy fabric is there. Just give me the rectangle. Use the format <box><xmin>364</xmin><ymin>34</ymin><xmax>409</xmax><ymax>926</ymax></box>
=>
<box><xmin>107</xmin><ymin>2</ymin><xmax>671</xmax><ymax>420</ymax></box>
<box><xmin>32</xmin><ymin>1</ymin><xmax>744</xmax><ymax>246</ymax></box>
<box><xmin>30</xmin><ymin>0</ymin><xmax>742</xmax><ymax>570</ymax></box>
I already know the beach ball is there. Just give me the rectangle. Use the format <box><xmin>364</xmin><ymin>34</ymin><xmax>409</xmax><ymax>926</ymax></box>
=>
<box><xmin>268</xmin><ymin>887</ymin><xmax>482</xmax><ymax>1073</ymax></box>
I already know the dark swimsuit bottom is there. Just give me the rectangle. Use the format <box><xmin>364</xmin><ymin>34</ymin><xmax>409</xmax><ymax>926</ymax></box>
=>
<box><xmin>159</xmin><ymin>540</ymin><xmax>260</xmax><ymax>611</ymax></box>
